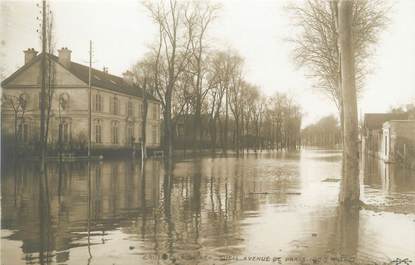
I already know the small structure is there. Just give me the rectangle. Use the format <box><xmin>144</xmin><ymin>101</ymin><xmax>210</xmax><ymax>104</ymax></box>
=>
<box><xmin>362</xmin><ymin>113</ymin><xmax>408</xmax><ymax>158</ymax></box>
<box><xmin>382</xmin><ymin>120</ymin><xmax>415</xmax><ymax>163</ymax></box>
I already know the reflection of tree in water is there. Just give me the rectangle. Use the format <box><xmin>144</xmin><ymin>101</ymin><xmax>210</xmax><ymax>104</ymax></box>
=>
<box><xmin>284</xmin><ymin>205</ymin><xmax>361</xmax><ymax>263</ymax></box>
<box><xmin>1</xmin><ymin>157</ymin><xmax>267</xmax><ymax>264</ymax></box>
<box><xmin>1</xmin><ymin>160</ymin><xmax>159</xmax><ymax>264</ymax></box>
<box><xmin>145</xmin><ymin>158</ymin><xmax>258</xmax><ymax>264</ymax></box>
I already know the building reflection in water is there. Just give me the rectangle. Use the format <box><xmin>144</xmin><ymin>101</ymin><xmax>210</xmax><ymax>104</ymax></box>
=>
<box><xmin>1</xmin><ymin>150</ymin><xmax>415</xmax><ymax>265</ymax></box>
<box><xmin>363</xmin><ymin>154</ymin><xmax>415</xmax><ymax>193</ymax></box>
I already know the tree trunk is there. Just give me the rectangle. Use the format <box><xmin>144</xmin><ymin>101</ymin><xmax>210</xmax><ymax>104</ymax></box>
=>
<box><xmin>164</xmin><ymin>90</ymin><xmax>173</xmax><ymax>158</ymax></box>
<box><xmin>338</xmin><ymin>0</ymin><xmax>360</xmax><ymax>205</ymax></box>
<box><xmin>224</xmin><ymin>87</ymin><xmax>229</xmax><ymax>154</ymax></box>
<box><xmin>142</xmin><ymin>81</ymin><xmax>148</xmax><ymax>159</ymax></box>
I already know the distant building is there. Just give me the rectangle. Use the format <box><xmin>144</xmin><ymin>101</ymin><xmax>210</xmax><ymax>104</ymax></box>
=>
<box><xmin>382</xmin><ymin>120</ymin><xmax>415</xmax><ymax>163</ymax></box>
<box><xmin>1</xmin><ymin>48</ymin><xmax>161</xmax><ymax>154</ymax></box>
<box><xmin>173</xmin><ymin>114</ymin><xmax>211</xmax><ymax>149</ymax></box>
<box><xmin>362</xmin><ymin>113</ymin><xmax>408</xmax><ymax>159</ymax></box>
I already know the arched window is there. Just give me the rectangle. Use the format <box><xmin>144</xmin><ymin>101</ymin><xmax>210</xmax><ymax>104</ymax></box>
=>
<box><xmin>111</xmin><ymin>120</ymin><xmax>119</xmax><ymax>144</ymax></box>
<box><xmin>59</xmin><ymin>93</ymin><xmax>70</xmax><ymax>111</ymax></box>
<box><xmin>59</xmin><ymin>120</ymin><xmax>70</xmax><ymax>143</ymax></box>
<box><xmin>95</xmin><ymin>119</ymin><xmax>102</xmax><ymax>144</ymax></box>
<box><xmin>17</xmin><ymin>119</ymin><xmax>29</xmax><ymax>143</ymax></box>
<box><xmin>18</xmin><ymin>93</ymin><xmax>29</xmax><ymax>111</ymax></box>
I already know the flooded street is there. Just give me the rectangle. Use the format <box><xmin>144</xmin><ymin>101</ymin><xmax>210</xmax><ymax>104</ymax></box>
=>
<box><xmin>1</xmin><ymin>149</ymin><xmax>415</xmax><ymax>265</ymax></box>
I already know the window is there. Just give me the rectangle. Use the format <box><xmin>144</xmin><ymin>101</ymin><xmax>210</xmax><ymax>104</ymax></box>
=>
<box><xmin>153</xmin><ymin>104</ymin><xmax>159</xmax><ymax>120</ymax></box>
<box><xmin>127</xmin><ymin>101</ymin><xmax>133</xmax><ymax>117</ymax></box>
<box><xmin>111</xmin><ymin>164</ymin><xmax>118</xmax><ymax>178</ymax></box>
<box><xmin>177</xmin><ymin>124</ymin><xmax>184</xmax><ymax>137</ymax></box>
<box><xmin>112</xmin><ymin>96</ymin><xmax>119</xmax><ymax>115</ymax></box>
<box><xmin>127</xmin><ymin>124</ymin><xmax>134</xmax><ymax>145</ymax></box>
<box><xmin>38</xmin><ymin>92</ymin><xmax>50</xmax><ymax>110</ymax></box>
<box><xmin>59</xmin><ymin>121</ymin><xmax>70</xmax><ymax>143</ymax></box>
<box><xmin>152</xmin><ymin>104</ymin><xmax>158</xmax><ymax>120</ymax></box>
<box><xmin>18</xmin><ymin>93</ymin><xmax>28</xmax><ymax>111</ymax></box>
<box><xmin>111</xmin><ymin>121</ymin><xmax>119</xmax><ymax>144</ymax></box>
<box><xmin>138</xmin><ymin>102</ymin><xmax>143</xmax><ymax>119</ymax></box>
<box><xmin>95</xmin><ymin>93</ymin><xmax>103</xmax><ymax>112</ymax></box>
<box><xmin>152</xmin><ymin>125</ymin><xmax>158</xmax><ymax>144</ymax></box>
<box><xmin>59</xmin><ymin>93</ymin><xmax>70</xmax><ymax>111</ymax></box>
<box><xmin>17</xmin><ymin>121</ymin><xmax>29</xmax><ymax>142</ymax></box>
<box><xmin>95</xmin><ymin>164</ymin><xmax>102</xmax><ymax>179</ymax></box>
<box><xmin>95</xmin><ymin>120</ymin><xmax>102</xmax><ymax>144</ymax></box>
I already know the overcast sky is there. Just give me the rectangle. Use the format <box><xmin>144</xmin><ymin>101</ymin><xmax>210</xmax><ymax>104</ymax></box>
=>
<box><xmin>1</xmin><ymin>0</ymin><xmax>414</xmax><ymax>126</ymax></box>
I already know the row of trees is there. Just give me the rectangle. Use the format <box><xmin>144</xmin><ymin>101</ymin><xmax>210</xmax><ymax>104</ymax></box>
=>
<box><xmin>132</xmin><ymin>0</ymin><xmax>302</xmax><ymax>157</ymax></box>
<box><xmin>302</xmin><ymin>115</ymin><xmax>342</xmax><ymax>147</ymax></box>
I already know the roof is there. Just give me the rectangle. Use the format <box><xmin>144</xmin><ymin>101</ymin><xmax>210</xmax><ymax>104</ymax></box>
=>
<box><xmin>364</xmin><ymin>113</ymin><xmax>409</xmax><ymax>130</ymax></box>
<box><xmin>383</xmin><ymin>119</ymin><xmax>415</xmax><ymax>126</ymax></box>
<box><xmin>1</xmin><ymin>53</ymin><xmax>158</xmax><ymax>101</ymax></box>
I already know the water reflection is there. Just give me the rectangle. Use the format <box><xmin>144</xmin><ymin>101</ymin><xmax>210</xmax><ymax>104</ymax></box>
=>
<box><xmin>1</xmin><ymin>150</ymin><xmax>415</xmax><ymax>265</ymax></box>
<box><xmin>362</xmin><ymin>155</ymin><xmax>415</xmax><ymax>214</ymax></box>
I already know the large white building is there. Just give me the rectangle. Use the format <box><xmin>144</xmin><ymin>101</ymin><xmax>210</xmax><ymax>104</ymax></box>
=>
<box><xmin>1</xmin><ymin>47</ymin><xmax>161</xmax><ymax>153</ymax></box>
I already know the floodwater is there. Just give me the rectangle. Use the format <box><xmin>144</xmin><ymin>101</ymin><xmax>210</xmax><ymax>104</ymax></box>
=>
<box><xmin>1</xmin><ymin>149</ymin><xmax>415</xmax><ymax>265</ymax></box>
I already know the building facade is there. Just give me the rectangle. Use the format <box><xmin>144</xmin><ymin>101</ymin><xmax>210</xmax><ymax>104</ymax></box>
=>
<box><xmin>1</xmin><ymin>48</ymin><xmax>161</xmax><ymax>154</ymax></box>
<box><xmin>362</xmin><ymin>113</ymin><xmax>408</xmax><ymax>158</ymax></box>
<box><xmin>382</xmin><ymin>120</ymin><xmax>415</xmax><ymax>163</ymax></box>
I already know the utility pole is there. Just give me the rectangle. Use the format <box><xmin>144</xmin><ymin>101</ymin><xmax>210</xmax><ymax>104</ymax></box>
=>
<box><xmin>40</xmin><ymin>0</ymin><xmax>47</xmax><ymax>164</ymax></box>
<box><xmin>88</xmin><ymin>40</ymin><xmax>92</xmax><ymax>158</ymax></box>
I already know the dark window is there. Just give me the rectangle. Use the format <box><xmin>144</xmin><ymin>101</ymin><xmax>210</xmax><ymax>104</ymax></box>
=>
<box><xmin>95</xmin><ymin>93</ymin><xmax>103</xmax><ymax>112</ymax></box>
<box><xmin>111</xmin><ymin>121</ymin><xmax>119</xmax><ymax>144</ymax></box>
<box><xmin>127</xmin><ymin>101</ymin><xmax>133</xmax><ymax>117</ymax></box>
<box><xmin>113</xmin><ymin>97</ymin><xmax>119</xmax><ymax>115</ymax></box>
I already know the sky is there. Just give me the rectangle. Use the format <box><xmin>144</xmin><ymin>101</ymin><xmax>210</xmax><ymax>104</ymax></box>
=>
<box><xmin>1</xmin><ymin>0</ymin><xmax>414</xmax><ymax>127</ymax></box>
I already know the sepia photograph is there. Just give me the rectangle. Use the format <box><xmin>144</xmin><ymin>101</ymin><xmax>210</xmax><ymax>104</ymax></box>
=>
<box><xmin>1</xmin><ymin>0</ymin><xmax>414</xmax><ymax>264</ymax></box>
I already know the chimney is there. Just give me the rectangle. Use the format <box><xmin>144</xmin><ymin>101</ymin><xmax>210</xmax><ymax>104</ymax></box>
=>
<box><xmin>122</xmin><ymin>70</ymin><xmax>134</xmax><ymax>85</ymax></box>
<box><xmin>24</xmin><ymin>48</ymin><xmax>38</xmax><ymax>64</ymax></box>
<box><xmin>58</xmin><ymin>47</ymin><xmax>72</xmax><ymax>68</ymax></box>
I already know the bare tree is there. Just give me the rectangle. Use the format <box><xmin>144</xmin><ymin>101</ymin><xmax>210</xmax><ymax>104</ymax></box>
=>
<box><xmin>132</xmin><ymin>54</ymin><xmax>157</xmax><ymax>158</ymax></box>
<box><xmin>2</xmin><ymin>94</ymin><xmax>28</xmax><ymax>156</ymax></box>
<box><xmin>186</xmin><ymin>1</ymin><xmax>220</xmax><ymax>150</ymax></box>
<box><xmin>39</xmin><ymin>0</ymin><xmax>56</xmax><ymax>162</ymax></box>
<box><xmin>44</xmin><ymin>10</ymin><xmax>56</xmax><ymax>153</ymax></box>
<box><xmin>143</xmin><ymin>0</ymin><xmax>196</xmax><ymax>158</ymax></box>
<box><xmin>289</xmin><ymin>0</ymin><xmax>388</xmax><ymax>126</ymax></box>
<box><xmin>211</xmin><ymin>50</ymin><xmax>244</xmax><ymax>153</ymax></box>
